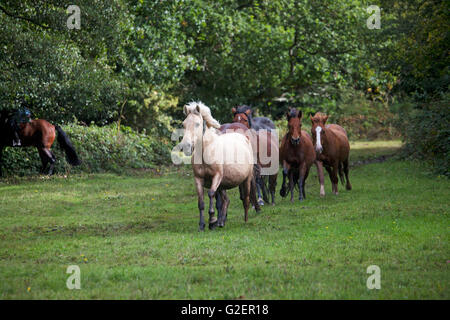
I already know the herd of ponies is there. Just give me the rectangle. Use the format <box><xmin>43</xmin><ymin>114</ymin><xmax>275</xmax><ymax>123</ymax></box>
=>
<box><xmin>178</xmin><ymin>101</ymin><xmax>352</xmax><ymax>231</ymax></box>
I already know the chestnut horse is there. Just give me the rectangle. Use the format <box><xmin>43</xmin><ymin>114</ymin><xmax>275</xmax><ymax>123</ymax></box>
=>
<box><xmin>279</xmin><ymin>108</ymin><xmax>315</xmax><ymax>202</ymax></box>
<box><xmin>310</xmin><ymin>112</ymin><xmax>352</xmax><ymax>195</ymax></box>
<box><xmin>232</xmin><ymin>105</ymin><xmax>278</xmax><ymax>206</ymax></box>
<box><xmin>0</xmin><ymin>110</ymin><xmax>81</xmax><ymax>176</ymax></box>
<box><xmin>179</xmin><ymin>102</ymin><xmax>256</xmax><ymax>231</ymax></box>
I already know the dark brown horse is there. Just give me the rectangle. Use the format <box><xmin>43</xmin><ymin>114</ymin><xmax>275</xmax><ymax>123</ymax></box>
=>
<box><xmin>231</xmin><ymin>105</ymin><xmax>278</xmax><ymax>205</ymax></box>
<box><xmin>0</xmin><ymin>110</ymin><xmax>81</xmax><ymax>176</ymax></box>
<box><xmin>279</xmin><ymin>108</ymin><xmax>315</xmax><ymax>202</ymax></box>
<box><xmin>310</xmin><ymin>112</ymin><xmax>351</xmax><ymax>195</ymax></box>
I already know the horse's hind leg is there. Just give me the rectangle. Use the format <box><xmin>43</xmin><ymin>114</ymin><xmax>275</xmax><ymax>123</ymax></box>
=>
<box><xmin>242</xmin><ymin>176</ymin><xmax>252</xmax><ymax>223</ymax></box>
<box><xmin>37</xmin><ymin>148</ymin><xmax>49</xmax><ymax>174</ymax></box>
<box><xmin>343</xmin><ymin>159</ymin><xmax>352</xmax><ymax>190</ymax></box>
<box><xmin>315</xmin><ymin>160</ymin><xmax>325</xmax><ymax>197</ymax></box>
<box><xmin>269</xmin><ymin>173</ymin><xmax>277</xmax><ymax>205</ymax></box>
<box><xmin>218</xmin><ymin>190</ymin><xmax>230</xmax><ymax>227</ymax></box>
<box><xmin>331</xmin><ymin>162</ymin><xmax>340</xmax><ymax>195</ymax></box>
<box><xmin>47</xmin><ymin>150</ymin><xmax>56</xmax><ymax>175</ymax></box>
<box><xmin>250</xmin><ymin>176</ymin><xmax>260</xmax><ymax>212</ymax></box>
<box><xmin>213</xmin><ymin>193</ymin><xmax>222</xmax><ymax>230</ymax></box>
<box><xmin>338</xmin><ymin>162</ymin><xmax>345</xmax><ymax>186</ymax></box>
<box><xmin>260</xmin><ymin>175</ymin><xmax>270</xmax><ymax>204</ymax></box>
<box><xmin>207</xmin><ymin>173</ymin><xmax>222</xmax><ymax>228</ymax></box>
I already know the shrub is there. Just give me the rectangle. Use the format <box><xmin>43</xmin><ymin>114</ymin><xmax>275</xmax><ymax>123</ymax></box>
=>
<box><xmin>393</xmin><ymin>94</ymin><xmax>450</xmax><ymax>177</ymax></box>
<box><xmin>1</xmin><ymin>123</ymin><xmax>172</xmax><ymax>176</ymax></box>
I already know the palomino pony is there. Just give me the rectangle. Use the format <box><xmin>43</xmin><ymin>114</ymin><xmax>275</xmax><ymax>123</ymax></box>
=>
<box><xmin>215</xmin><ymin>122</ymin><xmax>260</xmax><ymax>223</ymax></box>
<box><xmin>279</xmin><ymin>108</ymin><xmax>315</xmax><ymax>202</ymax></box>
<box><xmin>232</xmin><ymin>105</ymin><xmax>278</xmax><ymax>206</ymax></box>
<box><xmin>310</xmin><ymin>112</ymin><xmax>351</xmax><ymax>195</ymax></box>
<box><xmin>179</xmin><ymin>102</ymin><xmax>256</xmax><ymax>231</ymax></box>
<box><xmin>0</xmin><ymin>110</ymin><xmax>81</xmax><ymax>176</ymax></box>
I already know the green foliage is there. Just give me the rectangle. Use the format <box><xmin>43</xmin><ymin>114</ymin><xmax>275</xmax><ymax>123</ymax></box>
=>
<box><xmin>1</xmin><ymin>123</ymin><xmax>171</xmax><ymax>176</ymax></box>
<box><xmin>392</xmin><ymin>94</ymin><xmax>450</xmax><ymax>177</ymax></box>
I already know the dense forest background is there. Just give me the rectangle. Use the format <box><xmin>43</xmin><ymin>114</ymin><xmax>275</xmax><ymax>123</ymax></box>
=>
<box><xmin>0</xmin><ymin>0</ymin><xmax>448</xmax><ymax>175</ymax></box>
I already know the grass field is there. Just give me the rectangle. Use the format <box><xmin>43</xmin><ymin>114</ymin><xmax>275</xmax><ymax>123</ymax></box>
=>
<box><xmin>0</xmin><ymin>140</ymin><xmax>448</xmax><ymax>299</ymax></box>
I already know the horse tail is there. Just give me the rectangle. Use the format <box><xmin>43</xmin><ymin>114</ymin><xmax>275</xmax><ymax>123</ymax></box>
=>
<box><xmin>55</xmin><ymin>125</ymin><xmax>81</xmax><ymax>166</ymax></box>
<box><xmin>338</xmin><ymin>162</ymin><xmax>345</xmax><ymax>186</ymax></box>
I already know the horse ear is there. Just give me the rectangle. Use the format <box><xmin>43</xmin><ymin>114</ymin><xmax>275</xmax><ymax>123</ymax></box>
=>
<box><xmin>245</xmin><ymin>109</ymin><xmax>251</xmax><ymax>116</ymax></box>
<box><xmin>195</xmin><ymin>105</ymin><xmax>201</xmax><ymax>114</ymax></box>
<box><xmin>183</xmin><ymin>105</ymin><xmax>187</xmax><ymax>115</ymax></box>
<box><xmin>298</xmin><ymin>109</ymin><xmax>303</xmax><ymax>119</ymax></box>
<box><xmin>231</xmin><ymin>107</ymin><xmax>236</xmax><ymax>114</ymax></box>
<box><xmin>286</xmin><ymin>109</ymin><xmax>291</xmax><ymax>120</ymax></box>
<box><xmin>310</xmin><ymin>114</ymin><xmax>314</xmax><ymax>122</ymax></box>
<box><xmin>323</xmin><ymin>115</ymin><xmax>328</xmax><ymax>123</ymax></box>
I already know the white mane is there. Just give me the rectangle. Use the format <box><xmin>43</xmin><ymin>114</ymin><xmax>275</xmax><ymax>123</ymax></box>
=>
<box><xmin>183</xmin><ymin>101</ymin><xmax>221</xmax><ymax>129</ymax></box>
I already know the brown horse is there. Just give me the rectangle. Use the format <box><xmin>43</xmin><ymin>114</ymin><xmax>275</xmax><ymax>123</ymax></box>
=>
<box><xmin>0</xmin><ymin>110</ymin><xmax>81</xmax><ymax>176</ymax></box>
<box><xmin>231</xmin><ymin>106</ymin><xmax>278</xmax><ymax>205</ymax></box>
<box><xmin>279</xmin><ymin>108</ymin><xmax>315</xmax><ymax>202</ymax></box>
<box><xmin>310</xmin><ymin>112</ymin><xmax>352</xmax><ymax>195</ymax></box>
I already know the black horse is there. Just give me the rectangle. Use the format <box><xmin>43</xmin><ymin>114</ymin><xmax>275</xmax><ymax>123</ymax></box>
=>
<box><xmin>0</xmin><ymin>109</ymin><xmax>81</xmax><ymax>177</ymax></box>
<box><xmin>232</xmin><ymin>105</ymin><xmax>278</xmax><ymax>205</ymax></box>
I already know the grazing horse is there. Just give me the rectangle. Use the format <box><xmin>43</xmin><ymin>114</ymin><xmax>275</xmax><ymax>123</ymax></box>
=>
<box><xmin>232</xmin><ymin>105</ymin><xmax>278</xmax><ymax>205</ymax></box>
<box><xmin>0</xmin><ymin>110</ymin><xmax>81</xmax><ymax>176</ymax></box>
<box><xmin>279</xmin><ymin>108</ymin><xmax>315</xmax><ymax>202</ymax></box>
<box><xmin>179</xmin><ymin>102</ymin><xmax>256</xmax><ymax>231</ymax></box>
<box><xmin>310</xmin><ymin>112</ymin><xmax>352</xmax><ymax>195</ymax></box>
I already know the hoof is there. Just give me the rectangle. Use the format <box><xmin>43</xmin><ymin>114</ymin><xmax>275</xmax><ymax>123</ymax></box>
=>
<box><xmin>271</xmin><ymin>202</ymin><xmax>275</xmax><ymax>206</ymax></box>
<box><xmin>258</xmin><ymin>198</ymin><xmax>264</xmax><ymax>206</ymax></box>
<box><xmin>199</xmin><ymin>225</ymin><xmax>205</xmax><ymax>232</ymax></box>
<box><xmin>280</xmin><ymin>188</ymin><xmax>287</xmax><ymax>198</ymax></box>
<box><xmin>320</xmin><ymin>185</ymin><xmax>325</xmax><ymax>197</ymax></box>
<box><xmin>346</xmin><ymin>185</ymin><xmax>352</xmax><ymax>191</ymax></box>
<box><xmin>218</xmin><ymin>221</ymin><xmax>225</xmax><ymax>228</ymax></box>
<box><xmin>209</xmin><ymin>220</ymin><xmax>218</xmax><ymax>230</ymax></box>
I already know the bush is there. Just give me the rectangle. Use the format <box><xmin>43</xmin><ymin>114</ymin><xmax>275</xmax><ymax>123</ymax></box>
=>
<box><xmin>393</xmin><ymin>94</ymin><xmax>450</xmax><ymax>177</ymax></box>
<box><xmin>1</xmin><ymin>123</ymin><xmax>172</xmax><ymax>176</ymax></box>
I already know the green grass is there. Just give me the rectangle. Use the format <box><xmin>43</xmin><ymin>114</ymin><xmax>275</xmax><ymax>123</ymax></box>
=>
<box><xmin>0</xmin><ymin>140</ymin><xmax>448</xmax><ymax>299</ymax></box>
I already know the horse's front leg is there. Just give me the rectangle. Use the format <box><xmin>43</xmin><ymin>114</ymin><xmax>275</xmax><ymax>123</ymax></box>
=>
<box><xmin>288</xmin><ymin>168</ymin><xmax>295</xmax><ymax>203</ymax></box>
<box><xmin>194</xmin><ymin>177</ymin><xmax>206</xmax><ymax>231</ymax></box>
<box><xmin>280</xmin><ymin>160</ymin><xmax>289</xmax><ymax>198</ymax></box>
<box><xmin>298</xmin><ymin>163</ymin><xmax>307</xmax><ymax>201</ymax></box>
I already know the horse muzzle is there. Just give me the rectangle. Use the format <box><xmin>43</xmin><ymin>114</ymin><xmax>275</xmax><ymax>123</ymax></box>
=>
<box><xmin>291</xmin><ymin>137</ymin><xmax>300</xmax><ymax>145</ymax></box>
<box><xmin>179</xmin><ymin>141</ymin><xmax>193</xmax><ymax>156</ymax></box>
